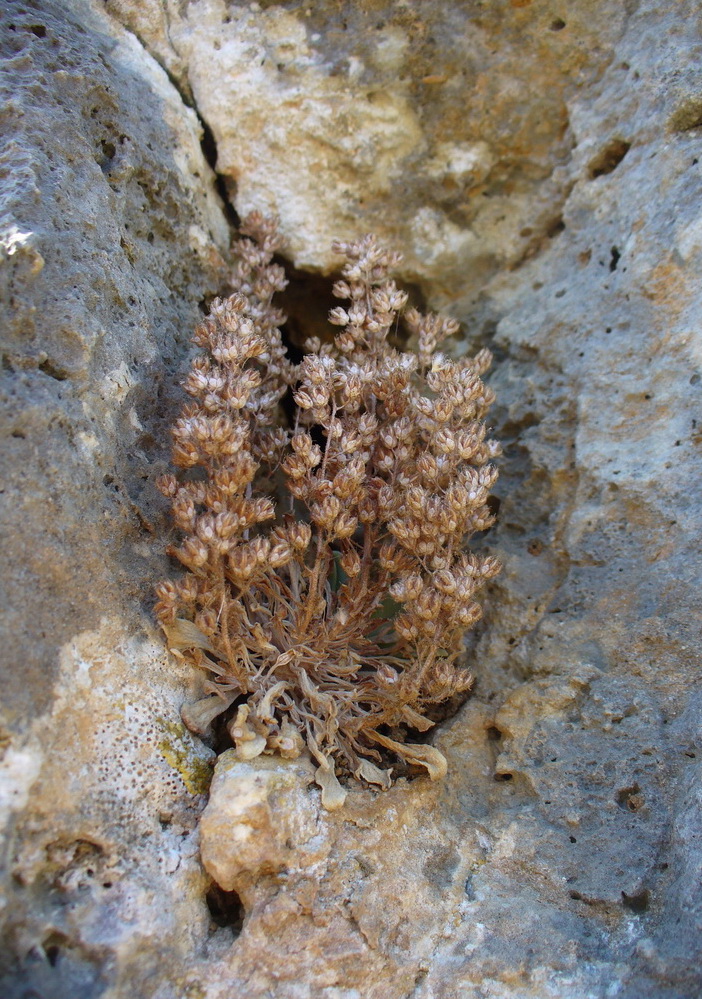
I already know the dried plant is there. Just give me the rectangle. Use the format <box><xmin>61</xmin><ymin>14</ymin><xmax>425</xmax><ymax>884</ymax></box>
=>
<box><xmin>155</xmin><ymin>214</ymin><xmax>501</xmax><ymax>808</ymax></box>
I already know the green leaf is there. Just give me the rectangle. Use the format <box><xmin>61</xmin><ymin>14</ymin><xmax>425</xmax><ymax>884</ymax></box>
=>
<box><xmin>328</xmin><ymin>549</ymin><xmax>349</xmax><ymax>592</ymax></box>
<box><xmin>372</xmin><ymin>594</ymin><xmax>402</xmax><ymax>621</ymax></box>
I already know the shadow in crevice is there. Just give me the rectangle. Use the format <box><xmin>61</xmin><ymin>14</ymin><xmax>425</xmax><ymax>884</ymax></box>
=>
<box><xmin>205</xmin><ymin>882</ymin><xmax>246</xmax><ymax>938</ymax></box>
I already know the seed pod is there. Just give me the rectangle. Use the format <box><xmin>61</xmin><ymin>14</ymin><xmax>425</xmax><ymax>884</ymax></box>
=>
<box><xmin>338</xmin><ymin>548</ymin><xmax>361</xmax><ymax>577</ymax></box>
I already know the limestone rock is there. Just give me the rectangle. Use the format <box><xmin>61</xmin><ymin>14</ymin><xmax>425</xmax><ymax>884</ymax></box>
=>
<box><xmin>1</xmin><ymin>1</ymin><xmax>701</xmax><ymax>998</ymax></box>
<box><xmin>0</xmin><ymin>1</ymin><xmax>229</xmax><ymax>995</ymax></box>
<box><xmin>106</xmin><ymin>0</ymin><xmax>623</xmax><ymax>304</ymax></box>
<box><xmin>199</xmin><ymin>752</ymin><xmax>324</xmax><ymax>891</ymax></box>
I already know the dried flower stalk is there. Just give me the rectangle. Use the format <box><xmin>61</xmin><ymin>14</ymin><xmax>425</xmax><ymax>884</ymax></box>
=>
<box><xmin>155</xmin><ymin>214</ymin><xmax>501</xmax><ymax>808</ymax></box>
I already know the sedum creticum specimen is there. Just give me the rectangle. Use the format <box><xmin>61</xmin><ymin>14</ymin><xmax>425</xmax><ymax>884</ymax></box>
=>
<box><xmin>155</xmin><ymin>214</ymin><xmax>501</xmax><ymax>808</ymax></box>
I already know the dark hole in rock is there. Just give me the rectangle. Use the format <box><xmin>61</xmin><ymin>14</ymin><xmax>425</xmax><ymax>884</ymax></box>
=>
<box><xmin>622</xmin><ymin>888</ymin><xmax>650</xmax><ymax>913</ymax></box>
<box><xmin>278</xmin><ymin>261</ymin><xmax>423</xmax><ymax>357</ymax></box>
<box><xmin>549</xmin><ymin>18</ymin><xmax>566</xmax><ymax>31</ymax></box>
<box><xmin>609</xmin><ymin>246</ymin><xmax>621</xmax><ymax>272</ymax></box>
<box><xmin>205</xmin><ymin>883</ymin><xmax>245</xmax><ymax>936</ymax></box>
<box><xmin>494</xmin><ymin>771</ymin><xmax>513</xmax><ymax>781</ymax></box>
<box><xmin>28</xmin><ymin>23</ymin><xmax>46</xmax><ymax>36</ymax></box>
<box><xmin>486</xmin><ymin>725</ymin><xmax>502</xmax><ymax>741</ymax></box>
<box><xmin>42</xmin><ymin>931</ymin><xmax>69</xmax><ymax>967</ymax></box>
<box><xmin>210</xmin><ymin>704</ymin><xmax>239</xmax><ymax>755</ymax></box>
<box><xmin>279</xmin><ymin>264</ymin><xmax>344</xmax><ymax>355</ymax></box>
<box><xmin>546</xmin><ymin>217</ymin><xmax>565</xmax><ymax>238</ymax></box>
<box><xmin>38</xmin><ymin>357</ymin><xmax>68</xmax><ymax>381</ymax></box>
<box><xmin>588</xmin><ymin>139</ymin><xmax>631</xmax><ymax>178</ymax></box>
<box><xmin>616</xmin><ymin>783</ymin><xmax>644</xmax><ymax>811</ymax></box>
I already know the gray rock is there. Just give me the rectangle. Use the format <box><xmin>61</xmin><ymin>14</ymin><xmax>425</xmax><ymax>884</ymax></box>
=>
<box><xmin>0</xmin><ymin>1</ymin><xmax>227</xmax><ymax>996</ymax></box>
<box><xmin>1</xmin><ymin>1</ymin><xmax>700</xmax><ymax>997</ymax></box>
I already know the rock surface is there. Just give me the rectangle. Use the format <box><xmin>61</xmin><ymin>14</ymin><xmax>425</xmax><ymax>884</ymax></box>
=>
<box><xmin>106</xmin><ymin>0</ymin><xmax>626</xmax><ymax>304</ymax></box>
<box><xmin>1</xmin><ymin>1</ymin><xmax>701</xmax><ymax>998</ymax></box>
<box><xmin>0</xmin><ymin>2</ymin><xmax>227</xmax><ymax>996</ymax></box>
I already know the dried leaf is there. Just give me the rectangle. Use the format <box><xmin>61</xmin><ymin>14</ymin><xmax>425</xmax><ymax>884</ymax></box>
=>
<box><xmin>256</xmin><ymin>681</ymin><xmax>288</xmax><ymax>723</ymax></box>
<box><xmin>181</xmin><ymin>693</ymin><xmax>236</xmax><ymax>737</ymax></box>
<box><xmin>399</xmin><ymin>742</ymin><xmax>447</xmax><ymax>780</ymax></box>
<box><xmin>164</xmin><ymin>618</ymin><xmax>217</xmax><ymax>654</ymax></box>
<box><xmin>355</xmin><ymin>758</ymin><xmax>392</xmax><ymax>790</ymax></box>
<box><xmin>228</xmin><ymin>704</ymin><xmax>267</xmax><ymax>761</ymax></box>
<box><xmin>367</xmin><ymin>731</ymin><xmax>448</xmax><ymax>780</ymax></box>
<box><xmin>400</xmin><ymin>705</ymin><xmax>435</xmax><ymax>732</ymax></box>
<box><xmin>315</xmin><ymin>762</ymin><xmax>347</xmax><ymax>810</ymax></box>
<box><xmin>235</xmin><ymin>734</ymin><xmax>267</xmax><ymax>760</ymax></box>
<box><xmin>267</xmin><ymin>718</ymin><xmax>304</xmax><ymax>759</ymax></box>
<box><xmin>298</xmin><ymin>669</ymin><xmax>335</xmax><ymax>714</ymax></box>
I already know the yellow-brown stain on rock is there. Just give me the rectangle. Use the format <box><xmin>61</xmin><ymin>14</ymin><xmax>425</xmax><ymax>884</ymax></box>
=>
<box><xmin>157</xmin><ymin>718</ymin><xmax>212</xmax><ymax>796</ymax></box>
<box><xmin>645</xmin><ymin>257</ymin><xmax>693</xmax><ymax>325</ymax></box>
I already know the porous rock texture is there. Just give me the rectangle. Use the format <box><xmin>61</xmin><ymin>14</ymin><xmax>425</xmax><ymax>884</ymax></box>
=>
<box><xmin>1</xmin><ymin>1</ymin><xmax>700</xmax><ymax>998</ymax></box>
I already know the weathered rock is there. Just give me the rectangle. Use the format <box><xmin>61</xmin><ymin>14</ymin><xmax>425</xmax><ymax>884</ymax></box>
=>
<box><xmin>199</xmin><ymin>752</ymin><xmax>324</xmax><ymax>891</ymax></box>
<box><xmin>106</xmin><ymin>0</ymin><xmax>624</xmax><ymax>304</ymax></box>
<box><xmin>0</xmin><ymin>1</ymin><xmax>228</xmax><ymax>995</ymax></box>
<box><xmin>196</xmin><ymin>746</ymin><xmax>490</xmax><ymax>999</ymax></box>
<box><xmin>1</xmin><ymin>1</ymin><xmax>701</xmax><ymax>998</ymax></box>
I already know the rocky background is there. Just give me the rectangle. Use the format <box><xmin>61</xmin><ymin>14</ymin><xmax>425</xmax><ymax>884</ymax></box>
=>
<box><xmin>1</xmin><ymin>0</ymin><xmax>700</xmax><ymax>997</ymax></box>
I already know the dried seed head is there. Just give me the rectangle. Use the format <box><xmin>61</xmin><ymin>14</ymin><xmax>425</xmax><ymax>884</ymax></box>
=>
<box><xmin>288</xmin><ymin>521</ymin><xmax>312</xmax><ymax>550</ymax></box>
<box><xmin>339</xmin><ymin>549</ymin><xmax>362</xmax><ymax>576</ymax></box>
<box><xmin>395</xmin><ymin>613</ymin><xmax>420</xmax><ymax>642</ymax></box>
<box><xmin>457</xmin><ymin>602</ymin><xmax>483</xmax><ymax>627</ymax></box>
<box><xmin>228</xmin><ymin>545</ymin><xmax>259</xmax><ymax>580</ymax></box>
<box><xmin>269</xmin><ymin>542</ymin><xmax>293</xmax><ymax>568</ymax></box>
<box><xmin>311</xmin><ymin>496</ymin><xmax>342</xmax><ymax>530</ymax></box>
<box><xmin>433</xmin><ymin>569</ymin><xmax>457</xmax><ymax>595</ymax></box>
<box><xmin>390</xmin><ymin>573</ymin><xmax>424</xmax><ymax>603</ymax></box>
<box><xmin>157</xmin><ymin>474</ymin><xmax>178</xmax><ymax>498</ymax></box>
<box><xmin>332</xmin><ymin>511</ymin><xmax>358</xmax><ymax>540</ymax></box>
<box><xmin>175</xmin><ymin>537</ymin><xmax>209</xmax><ymax>569</ymax></box>
<box><xmin>376</xmin><ymin>663</ymin><xmax>399</xmax><ymax>685</ymax></box>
